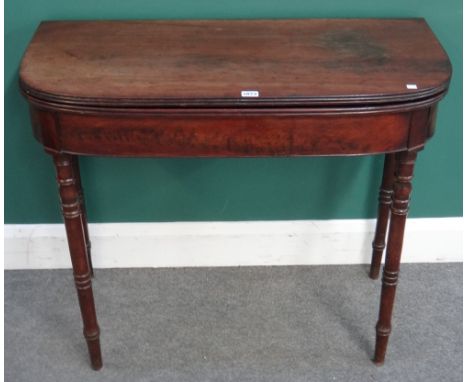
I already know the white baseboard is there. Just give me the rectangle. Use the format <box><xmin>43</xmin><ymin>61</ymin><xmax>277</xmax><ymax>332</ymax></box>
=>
<box><xmin>4</xmin><ymin>218</ymin><xmax>463</xmax><ymax>270</ymax></box>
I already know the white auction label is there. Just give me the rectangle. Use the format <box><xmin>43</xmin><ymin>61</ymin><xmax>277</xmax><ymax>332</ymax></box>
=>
<box><xmin>241</xmin><ymin>90</ymin><xmax>259</xmax><ymax>97</ymax></box>
<box><xmin>406</xmin><ymin>84</ymin><xmax>418</xmax><ymax>89</ymax></box>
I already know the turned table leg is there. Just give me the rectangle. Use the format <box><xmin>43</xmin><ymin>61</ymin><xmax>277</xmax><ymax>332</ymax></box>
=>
<box><xmin>53</xmin><ymin>153</ymin><xmax>102</xmax><ymax>370</ymax></box>
<box><xmin>71</xmin><ymin>156</ymin><xmax>93</xmax><ymax>277</ymax></box>
<box><xmin>369</xmin><ymin>154</ymin><xmax>396</xmax><ymax>279</ymax></box>
<box><xmin>374</xmin><ymin>150</ymin><xmax>417</xmax><ymax>365</ymax></box>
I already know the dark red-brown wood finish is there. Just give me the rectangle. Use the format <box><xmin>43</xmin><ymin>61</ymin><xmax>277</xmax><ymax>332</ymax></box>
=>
<box><xmin>374</xmin><ymin>150</ymin><xmax>418</xmax><ymax>364</ymax></box>
<box><xmin>19</xmin><ymin>19</ymin><xmax>451</xmax><ymax>370</ymax></box>
<box><xmin>53</xmin><ymin>153</ymin><xmax>102</xmax><ymax>369</ymax></box>
<box><xmin>70</xmin><ymin>156</ymin><xmax>93</xmax><ymax>277</ymax></box>
<box><xmin>369</xmin><ymin>153</ymin><xmax>396</xmax><ymax>280</ymax></box>
<box><xmin>20</xmin><ymin>19</ymin><xmax>450</xmax><ymax>108</ymax></box>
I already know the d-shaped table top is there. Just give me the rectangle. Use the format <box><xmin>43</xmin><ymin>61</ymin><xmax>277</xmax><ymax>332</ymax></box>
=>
<box><xmin>20</xmin><ymin>19</ymin><xmax>451</xmax><ymax>109</ymax></box>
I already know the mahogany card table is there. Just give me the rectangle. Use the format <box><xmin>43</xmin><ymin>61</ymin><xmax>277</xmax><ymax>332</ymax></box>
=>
<box><xmin>20</xmin><ymin>19</ymin><xmax>451</xmax><ymax>370</ymax></box>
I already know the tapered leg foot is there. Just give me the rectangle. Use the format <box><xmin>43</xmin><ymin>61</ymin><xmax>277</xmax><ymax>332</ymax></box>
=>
<box><xmin>370</xmin><ymin>154</ymin><xmax>396</xmax><ymax>279</ymax></box>
<box><xmin>374</xmin><ymin>322</ymin><xmax>391</xmax><ymax>365</ymax></box>
<box><xmin>373</xmin><ymin>150</ymin><xmax>417</xmax><ymax>365</ymax></box>
<box><xmin>53</xmin><ymin>153</ymin><xmax>102</xmax><ymax>370</ymax></box>
<box><xmin>85</xmin><ymin>330</ymin><xmax>103</xmax><ymax>370</ymax></box>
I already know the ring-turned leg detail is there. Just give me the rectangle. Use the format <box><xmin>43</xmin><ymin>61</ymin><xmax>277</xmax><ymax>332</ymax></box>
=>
<box><xmin>373</xmin><ymin>150</ymin><xmax>417</xmax><ymax>365</ymax></box>
<box><xmin>53</xmin><ymin>153</ymin><xmax>102</xmax><ymax>370</ymax></box>
<box><xmin>370</xmin><ymin>154</ymin><xmax>396</xmax><ymax>279</ymax></box>
<box><xmin>71</xmin><ymin>156</ymin><xmax>93</xmax><ymax>277</ymax></box>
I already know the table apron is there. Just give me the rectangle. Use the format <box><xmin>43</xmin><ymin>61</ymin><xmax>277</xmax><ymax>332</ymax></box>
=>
<box><xmin>30</xmin><ymin>107</ymin><xmax>435</xmax><ymax>157</ymax></box>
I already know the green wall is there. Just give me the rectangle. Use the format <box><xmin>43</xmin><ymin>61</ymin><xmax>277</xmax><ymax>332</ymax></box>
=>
<box><xmin>5</xmin><ymin>0</ymin><xmax>462</xmax><ymax>223</ymax></box>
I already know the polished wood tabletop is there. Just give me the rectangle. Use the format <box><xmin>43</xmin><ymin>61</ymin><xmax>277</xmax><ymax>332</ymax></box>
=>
<box><xmin>21</xmin><ymin>19</ymin><xmax>450</xmax><ymax>107</ymax></box>
<box><xmin>20</xmin><ymin>19</ymin><xmax>451</xmax><ymax>370</ymax></box>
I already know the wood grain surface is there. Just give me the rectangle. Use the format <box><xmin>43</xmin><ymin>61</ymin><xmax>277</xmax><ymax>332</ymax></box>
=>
<box><xmin>20</xmin><ymin>19</ymin><xmax>451</xmax><ymax>108</ymax></box>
